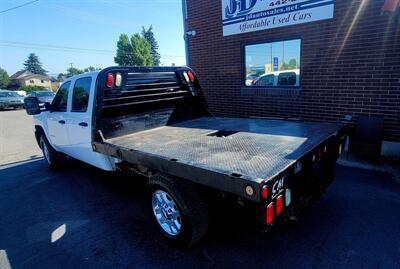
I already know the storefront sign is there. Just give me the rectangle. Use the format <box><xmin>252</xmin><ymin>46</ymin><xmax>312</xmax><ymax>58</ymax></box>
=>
<box><xmin>222</xmin><ymin>0</ymin><xmax>334</xmax><ymax>36</ymax></box>
<box><xmin>273</xmin><ymin>57</ymin><xmax>279</xmax><ymax>71</ymax></box>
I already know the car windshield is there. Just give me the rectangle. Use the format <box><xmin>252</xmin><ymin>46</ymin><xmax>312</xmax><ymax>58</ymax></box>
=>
<box><xmin>0</xmin><ymin>92</ymin><xmax>21</xmax><ymax>98</ymax></box>
<box><xmin>36</xmin><ymin>91</ymin><xmax>54</xmax><ymax>97</ymax></box>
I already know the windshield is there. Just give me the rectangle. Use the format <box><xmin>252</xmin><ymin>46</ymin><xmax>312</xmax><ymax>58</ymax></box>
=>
<box><xmin>36</xmin><ymin>91</ymin><xmax>55</xmax><ymax>97</ymax></box>
<box><xmin>0</xmin><ymin>92</ymin><xmax>21</xmax><ymax>98</ymax></box>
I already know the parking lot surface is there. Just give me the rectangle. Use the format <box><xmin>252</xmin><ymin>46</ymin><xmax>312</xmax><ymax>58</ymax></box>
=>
<box><xmin>1</xmin><ymin>110</ymin><xmax>400</xmax><ymax>269</ymax></box>
<box><xmin>0</xmin><ymin>109</ymin><xmax>42</xmax><ymax>166</ymax></box>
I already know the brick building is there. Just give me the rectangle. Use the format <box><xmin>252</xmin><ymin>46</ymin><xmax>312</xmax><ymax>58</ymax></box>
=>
<box><xmin>184</xmin><ymin>0</ymin><xmax>400</xmax><ymax>154</ymax></box>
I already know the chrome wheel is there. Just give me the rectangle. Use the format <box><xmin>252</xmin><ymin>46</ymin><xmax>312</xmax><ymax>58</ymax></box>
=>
<box><xmin>42</xmin><ymin>141</ymin><xmax>51</xmax><ymax>165</ymax></box>
<box><xmin>152</xmin><ymin>190</ymin><xmax>182</xmax><ymax>236</ymax></box>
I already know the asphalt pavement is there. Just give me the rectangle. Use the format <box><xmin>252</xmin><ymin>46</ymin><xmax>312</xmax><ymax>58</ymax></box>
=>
<box><xmin>1</xmin><ymin>110</ymin><xmax>400</xmax><ymax>269</ymax></box>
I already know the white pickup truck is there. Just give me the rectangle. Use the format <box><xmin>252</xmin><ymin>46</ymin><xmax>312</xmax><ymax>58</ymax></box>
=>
<box><xmin>24</xmin><ymin>66</ymin><xmax>347</xmax><ymax>247</ymax></box>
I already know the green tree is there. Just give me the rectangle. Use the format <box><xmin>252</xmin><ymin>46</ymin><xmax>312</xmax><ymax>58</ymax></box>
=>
<box><xmin>57</xmin><ymin>66</ymin><xmax>101</xmax><ymax>81</ymax></box>
<box><xmin>83</xmin><ymin>66</ymin><xmax>101</xmax><ymax>72</ymax></box>
<box><xmin>114</xmin><ymin>33</ymin><xmax>153</xmax><ymax>66</ymax></box>
<box><xmin>131</xmin><ymin>33</ymin><xmax>154</xmax><ymax>66</ymax></box>
<box><xmin>66</xmin><ymin>67</ymin><xmax>83</xmax><ymax>77</ymax></box>
<box><xmin>114</xmin><ymin>34</ymin><xmax>134</xmax><ymax>66</ymax></box>
<box><xmin>0</xmin><ymin>68</ymin><xmax>11</xmax><ymax>88</ymax></box>
<box><xmin>57</xmin><ymin>73</ymin><xmax>66</xmax><ymax>81</ymax></box>
<box><xmin>142</xmin><ymin>25</ymin><xmax>161</xmax><ymax>66</ymax></box>
<box><xmin>288</xmin><ymin>58</ymin><xmax>297</xmax><ymax>69</ymax></box>
<box><xmin>23</xmin><ymin>53</ymin><xmax>47</xmax><ymax>75</ymax></box>
<box><xmin>281</xmin><ymin>58</ymin><xmax>298</xmax><ymax>70</ymax></box>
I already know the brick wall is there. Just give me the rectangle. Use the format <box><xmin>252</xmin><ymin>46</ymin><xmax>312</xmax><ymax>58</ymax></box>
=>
<box><xmin>186</xmin><ymin>0</ymin><xmax>400</xmax><ymax>141</ymax></box>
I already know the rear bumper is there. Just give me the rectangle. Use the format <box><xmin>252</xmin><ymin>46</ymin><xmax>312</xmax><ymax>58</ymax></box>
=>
<box><xmin>260</xmin><ymin>130</ymin><xmax>347</xmax><ymax>226</ymax></box>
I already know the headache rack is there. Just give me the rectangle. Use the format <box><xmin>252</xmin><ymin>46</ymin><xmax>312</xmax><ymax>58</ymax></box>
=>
<box><xmin>100</xmin><ymin>69</ymin><xmax>196</xmax><ymax>109</ymax></box>
<box><xmin>93</xmin><ymin>66</ymin><xmax>209</xmax><ymax>141</ymax></box>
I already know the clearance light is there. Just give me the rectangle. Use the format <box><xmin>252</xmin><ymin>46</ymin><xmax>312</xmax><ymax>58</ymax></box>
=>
<box><xmin>318</xmin><ymin>148</ymin><xmax>323</xmax><ymax>158</ymax></box>
<box><xmin>183</xmin><ymin>71</ymin><xmax>190</xmax><ymax>83</ymax></box>
<box><xmin>294</xmin><ymin>161</ymin><xmax>302</xmax><ymax>174</ymax></box>
<box><xmin>261</xmin><ymin>185</ymin><xmax>269</xmax><ymax>199</ymax></box>
<box><xmin>285</xmin><ymin>189</ymin><xmax>291</xmax><ymax>207</ymax></box>
<box><xmin>276</xmin><ymin>195</ymin><xmax>284</xmax><ymax>216</ymax></box>
<box><xmin>245</xmin><ymin>185</ymin><xmax>254</xmax><ymax>196</ymax></box>
<box><xmin>266</xmin><ymin>202</ymin><xmax>274</xmax><ymax>225</ymax></box>
<box><xmin>187</xmin><ymin>71</ymin><xmax>195</xmax><ymax>82</ymax></box>
<box><xmin>106</xmin><ymin>73</ymin><xmax>114</xmax><ymax>88</ymax></box>
<box><xmin>115</xmin><ymin>73</ymin><xmax>122</xmax><ymax>87</ymax></box>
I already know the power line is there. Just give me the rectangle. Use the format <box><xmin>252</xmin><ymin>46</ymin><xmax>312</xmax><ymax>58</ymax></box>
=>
<box><xmin>0</xmin><ymin>40</ymin><xmax>185</xmax><ymax>58</ymax></box>
<box><xmin>0</xmin><ymin>0</ymin><xmax>40</xmax><ymax>14</ymax></box>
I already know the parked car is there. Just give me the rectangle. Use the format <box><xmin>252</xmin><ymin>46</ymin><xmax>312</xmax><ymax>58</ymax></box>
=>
<box><xmin>0</xmin><ymin>90</ymin><xmax>25</xmax><ymax>110</ymax></box>
<box><xmin>245</xmin><ymin>74</ymin><xmax>259</xmax><ymax>86</ymax></box>
<box><xmin>253</xmin><ymin>69</ymin><xmax>300</xmax><ymax>87</ymax></box>
<box><xmin>24</xmin><ymin>67</ymin><xmax>346</xmax><ymax>247</ymax></box>
<box><xmin>28</xmin><ymin>91</ymin><xmax>55</xmax><ymax>105</ymax></box>
<box><xmin>15</xmin><ymin>90</ymin><xmax>27</xmax><ymax>97</ymax></box>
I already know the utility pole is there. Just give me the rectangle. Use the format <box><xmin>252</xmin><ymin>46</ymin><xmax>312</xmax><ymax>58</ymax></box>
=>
<box><xmin>69</xmin><ymin>62</ymin><xmax>73</xmax><ymax>68</ymax></box>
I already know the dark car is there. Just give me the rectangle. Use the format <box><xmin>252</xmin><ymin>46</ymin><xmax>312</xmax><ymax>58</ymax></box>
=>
<box><xmin>29</xmin><ymin>91</ymin><xmax>55</xmax><ymax>105</ymax></box>
<box><xmin>0</xmin><ymin>90</ymin><xmax>25</xmax><ymax>110</ymax></box>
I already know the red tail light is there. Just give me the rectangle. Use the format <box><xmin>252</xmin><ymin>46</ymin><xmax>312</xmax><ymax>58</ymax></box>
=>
<box><xmin>187</xmin><ymin>71</ymin><xmax>195</xmax><ymax>82</ymax></box>
<box><xmin>266</xmin><ymin>202</ymin><xmax>274</xmax><ymax>225</ymax></box>
<box><xmin>261</xmin><ymin>185</ymin><xmax>269</xmax><ymax>199</ymax></box>
<box><xmin>276</xmin><ymin>195</ymin><xmax>284</xmax><ymax>216</ymax></box>
<box><xmin>106</xmin><ymin>73</ymin><xmax>114</xmax><ymax>88</ymax></box>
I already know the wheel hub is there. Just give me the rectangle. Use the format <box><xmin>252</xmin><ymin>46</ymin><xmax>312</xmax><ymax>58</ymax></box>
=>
<box><xmin>152</xmin><ymin>190</ymin><xmax>182</xmax><ymax>236</ymax></box>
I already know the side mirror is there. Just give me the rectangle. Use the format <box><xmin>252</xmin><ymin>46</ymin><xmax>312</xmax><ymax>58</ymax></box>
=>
<box><xmin>24</xmin><ymin>96</ymin><xmax>41</xmax><ymax>115</ymax></box>
<box><xmin>44</xmin><ymin>102</ymin><xmax>52</xmax><ymax>111</ymax></box>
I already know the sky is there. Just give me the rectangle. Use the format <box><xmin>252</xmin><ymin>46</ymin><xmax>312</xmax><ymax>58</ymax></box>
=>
<box><xmin>0</xmin><ymin>0</ymin><xmax>186</xmax><ymax>76</ymax></box>
<box><xmin>246</xmin><ymin>39</ymin><xmax>301</xmax><ymax>69</ymax></box>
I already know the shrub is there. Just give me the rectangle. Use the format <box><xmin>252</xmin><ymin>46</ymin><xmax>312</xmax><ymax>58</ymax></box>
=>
<box><xmin>18</xmin><ymin>85</ymin><xmax>47</xmax><ymax>93</ymax></box>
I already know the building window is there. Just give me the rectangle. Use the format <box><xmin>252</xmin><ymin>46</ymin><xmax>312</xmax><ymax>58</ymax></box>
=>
<box><xmin>244</xmin><ymin>39</ymin><xmax>301</xmax><ymax>88</ymax></box>
<box><xmin>41</xmin><ymin>80</ymin><xmax>44</xmax><ymax>83</ymax></box>
<box><xmin>30</xmin><ymin>80</ymin><xmax>34</xmax><ymax>84</ymax></box>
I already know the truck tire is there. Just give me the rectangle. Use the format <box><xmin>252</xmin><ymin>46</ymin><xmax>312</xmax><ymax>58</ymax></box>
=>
<box><xmin>146</xmin><ymin>174</ymin><xmax>209</xmax><ymax>247</ymax></box>
<box><xmin>39</xmin><ymin>134</ymin><xmax>64</xmax><ymax>169</ymax></box>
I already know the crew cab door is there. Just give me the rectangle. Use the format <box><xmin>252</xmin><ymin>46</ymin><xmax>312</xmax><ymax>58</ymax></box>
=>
<box><xmin>47</xmin><ymin>81</ymin><xmax>71</xmax><ymax>150</ymax></box>
<box><xmin>64</xmin><ymin>75</ymin><xmax>113</xmax><ymax>170</ymax></box>
<box><xmin>64</xmin><ymin>76</ymin><xmax>93</xmax><ymax>163</ymax></box>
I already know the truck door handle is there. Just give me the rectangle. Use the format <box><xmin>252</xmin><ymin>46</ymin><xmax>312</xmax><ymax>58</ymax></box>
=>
<box><xmin>58</xmin><ymin>120</ymin><xmax>65</xmax><ymax>124</ymax></box>
<box><xmin>79</xmin><ymin>122</ymin><xmax>88</xmax><ymax>127</ymax></box>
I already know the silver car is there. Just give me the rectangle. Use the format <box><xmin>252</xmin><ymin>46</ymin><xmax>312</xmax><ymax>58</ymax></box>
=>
<box><xmin>29</xmin><ymin>91</ymin><xmax>55</xmax><ymax>105</ymax></box>
<box><xmin>0</xmin><ymin>90</ymin><xmax>25</xmax><ymax>110</ymax></box>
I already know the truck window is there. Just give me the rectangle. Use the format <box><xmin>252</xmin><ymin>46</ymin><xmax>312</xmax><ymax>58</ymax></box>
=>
<box><xmin>254</xmin><ymin>74</ymin><xmax>274</xmax><ymax>86</ymax></box>
<box><xmin>52</xmin><ymin>81</ymin><xmax>70</xmax><ymax>112</ymax></box>
<box><xmin>278</xmin><ymin>72</ymin><xmax>297</xmax><ymax>86</ymax></box>
<box><xmin>72</xmin><ymin>77</ymin><xmax>92</xmax><ymax>112</ymax></box>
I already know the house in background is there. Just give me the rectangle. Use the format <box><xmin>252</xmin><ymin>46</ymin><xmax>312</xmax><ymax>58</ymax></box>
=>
<box><xmin>10</xmin><ymin>70</ymin><xmax>60</xmax><ymax>91</ymax></box>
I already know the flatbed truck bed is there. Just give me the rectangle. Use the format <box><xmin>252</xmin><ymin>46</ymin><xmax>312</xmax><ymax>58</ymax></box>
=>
<box><xmin>95</xmin><ymin>116</ymin><xmax>344</xmax><ymax>203</ymax></box>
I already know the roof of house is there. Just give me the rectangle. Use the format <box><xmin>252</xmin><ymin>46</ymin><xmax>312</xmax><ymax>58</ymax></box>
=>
<box><xmin>10</xmin><ymin>70</ymin><xmax>32</xmax><ymax>80</ymax></box>
<box><xmin>10</xmin><ymin>70</ymin><xmax>53</xmax><ymax>81</ymax></box>
<box><xmin>23</xmin><ymin>74</ymin><xmax>52</xmax><ymax>80</ymax></box>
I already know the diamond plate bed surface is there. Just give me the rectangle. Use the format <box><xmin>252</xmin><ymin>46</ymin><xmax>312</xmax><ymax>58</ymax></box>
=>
<box><xmin>106</xmin><ymin>117</ymin><xmax>341</xmax><ymax>183</ymax></box>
